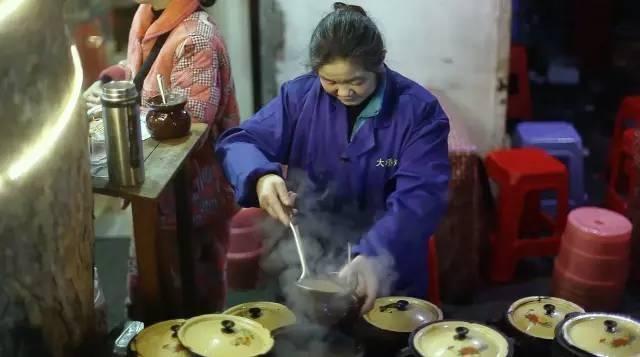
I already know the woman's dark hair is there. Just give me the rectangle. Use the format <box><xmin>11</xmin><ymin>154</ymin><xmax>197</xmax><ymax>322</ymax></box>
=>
<box><xmin>199</xmin><ymin>0</ymin><xmax>217</xmax><ymax>7</ymax></box>
<box><xmin>309</xmin><ymin>2</ymin><xmax>385</xmax><ymax>72</ymax></box>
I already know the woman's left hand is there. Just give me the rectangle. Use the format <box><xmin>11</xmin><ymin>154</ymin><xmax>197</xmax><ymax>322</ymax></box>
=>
<box><xmin>338</xmin><ymin>255</ymin><xmax>379</xmax><ymax>314</ymax></box>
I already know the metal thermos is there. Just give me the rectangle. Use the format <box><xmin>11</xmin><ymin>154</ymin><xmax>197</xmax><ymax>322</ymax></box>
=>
<box><xmin>100</xmin><ymin>81</ymin><xmax>145</xmax><ymax>186</ymax></box>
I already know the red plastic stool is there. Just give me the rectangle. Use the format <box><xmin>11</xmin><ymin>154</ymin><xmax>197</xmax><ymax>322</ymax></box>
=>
<box><xmin>552</xmin><ymin>207</ymin><xmax>632</xmax><ymax>311</ymax></box>
<box><xmin>606</xmin><ymin>128</ymin><xmax>638</xmax><ymax>214</ymax></box>
<box><xmin>427</xmin><ymin>237</ymin><xmax>441</xmax><ymax>306</ymax></box>
<box><xmin>486</xmin><ymin>148</ymin><xmax>569</xmax><ymax>283</ymax></box>
<box><xmin>227</xmin><ymin>208</ymin><xmax>268</xmax><ymax>290</ymax></box>
<box><xmin>608</xmin><ymin>96</ymin><xmax>640</xmax><ymax>168</ymax></box>
<box><xmin>507</xmin><ymin>45</ymin><xmax>533</xmax><ymax>120</ymax></box>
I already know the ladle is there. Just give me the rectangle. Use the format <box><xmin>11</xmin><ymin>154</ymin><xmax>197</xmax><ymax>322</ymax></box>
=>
<box><xmin>288</xmin><ymin>219</ymin><xmax>309</xmax><ymax>282</ymax></box>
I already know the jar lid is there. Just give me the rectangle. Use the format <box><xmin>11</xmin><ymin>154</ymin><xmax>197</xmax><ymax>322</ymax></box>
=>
<box><xmin>507</xmin><ymin>296</ymin><xmax>585</xmax><ymax>339</ymax></box>
<box><xmin>129</xmin><ymin>319</ymin><xmax>188</xmax><ymax>357</ymax></box>
<box><xmin>363</xmin><ymin>296</ymin><xmax>443</xmax><ymax>333</ymax></box>
<box><xmin>177</xmin><ymin>314</ymin><xmax>273</xmax><ymax>357</ymax></box>
<box><xmin>410</xmin><ymin>320</ymin><xmax>510</xmax><ymax>357</ymax></box>
<box><xmin>560</xmin><ymin>313</ymin><xmax>640</xmax><ymax>356</ymax></box>
<box><xmin>223</xmin><ymin>302</ymin><xmax>296</xmax><ymax>332</ymax></box>
<box><xmin>101</xmin><ymin>81</ymin><xmax>138</xmax><ymax>103</ymax></box>
<box><xmin>411</xmin><ymin>320</ymin><xmax>511</xmax><ymax>357</ymax></box>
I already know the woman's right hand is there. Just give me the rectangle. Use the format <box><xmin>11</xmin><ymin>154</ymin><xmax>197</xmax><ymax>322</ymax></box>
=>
<box><xmin>83</xmin><ymin>80</ymin><xmax>102</xmax><ymax>109</ymax></box>
<box><xmin>256</xmin><ymin>174</ymin><xmax>294</xmax><ymax>225</ymax></box>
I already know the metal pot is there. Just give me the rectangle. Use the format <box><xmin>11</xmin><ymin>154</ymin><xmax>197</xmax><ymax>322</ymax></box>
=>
<box><xmin>352</xmin><ymin>296</ymin><xmax>443</xmax><ymax>357</ymax></box>
<box><xmin>176</xmin><ymin>314</ymin><xmax>274</xmax><ymax>357</ymax></box>
<box><xmin>553</xmin><ymin>312</ymin><xmax>640</xmax><ymax>357</ymax></box>
<box><xmin>504</xmin><ymin>296</ymin><xmax>585</xmax><ymax>357</ymax></box>
<box><xmin>401</xmin><ymin>320</ymin><xmax>514</xmax><ymax>357</ymax></box>
<box><xmin>127</xmin><ymin>319</ymin><xmax>188</xmax><ymax>357</ymax></box>
<box><xmin>223</xmin><ymin>302</ymin><xmax>297</xmax><ymax>332</ymax></box>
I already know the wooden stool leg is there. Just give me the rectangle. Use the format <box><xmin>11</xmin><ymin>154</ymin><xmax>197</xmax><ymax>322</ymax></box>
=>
<box><xmin>491</xmin><ymin>189</ymin><xmax>523</xmax><ymax>283</ymax></box>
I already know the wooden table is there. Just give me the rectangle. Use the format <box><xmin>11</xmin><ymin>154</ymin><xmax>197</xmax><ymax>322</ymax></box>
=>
<box><xmin>93</xmin><ymin>123</ymin><xmax>206</xmax><ymax>323</ymax></box>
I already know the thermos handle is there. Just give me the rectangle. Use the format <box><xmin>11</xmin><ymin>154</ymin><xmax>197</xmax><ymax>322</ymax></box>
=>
<box><xmin>127</xmin><ymin>107</ymin><xmax>141</xmax><ymax>169</ymax></box>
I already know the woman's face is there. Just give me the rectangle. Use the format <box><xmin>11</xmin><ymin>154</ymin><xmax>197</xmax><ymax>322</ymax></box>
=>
<box><xmin>318</xmin><ymin>58</ymin><xmax>378</xmax><ymax>106</ymax></box>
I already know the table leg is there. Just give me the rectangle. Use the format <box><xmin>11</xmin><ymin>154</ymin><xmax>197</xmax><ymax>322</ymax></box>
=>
<box><xmin>174</xmin><ymin>165</ymin><xmax>196</xmax><ymax>317</ymax></box>
<box><xmin>131</xmin><ymin>198</ymin><xmax>163</xmax><ymax>323</ymax></box>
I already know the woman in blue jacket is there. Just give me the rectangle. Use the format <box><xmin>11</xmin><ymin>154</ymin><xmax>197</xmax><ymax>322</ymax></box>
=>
<box><xmin>216</xmin><ymin>2</ymin><xmax>450</xmax><ymax>313</ymax></box>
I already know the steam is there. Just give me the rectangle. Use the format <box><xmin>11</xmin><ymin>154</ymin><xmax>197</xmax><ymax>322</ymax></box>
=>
<box><xmin>259</xmin><ymin>168</ymin><xmax>399</xmax><ymax>323</ymax></box>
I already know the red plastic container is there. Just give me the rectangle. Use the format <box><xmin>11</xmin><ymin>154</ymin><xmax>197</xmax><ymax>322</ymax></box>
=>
<box><xmin>227</xmin><ymin>208</ymin><xmax>268</xmax><ymax>290</ymax></box>
<box><xmin>552</xmin><ymin>207</ymin><xmax>632</xmax><ymax>310</ymax></box>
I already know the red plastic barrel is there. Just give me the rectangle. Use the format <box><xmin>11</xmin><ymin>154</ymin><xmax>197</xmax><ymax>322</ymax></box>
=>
<box><xmin>227</xmin><ymin>208</ymin><xmax>268</xmax><ymax>290</ymax></box>
<box><xmin>552</xmin><ymin>207</ymin><xmax>632</xmax><ymax>311</ymax></box>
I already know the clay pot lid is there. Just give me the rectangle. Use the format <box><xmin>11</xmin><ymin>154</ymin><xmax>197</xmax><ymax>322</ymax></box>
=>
<box><xmin>129</xmin><ymin>319</ymin><xmax>189</xmax><ymax>357</ymax></box>
<box><xmin>177</xmin><ymin>314</ymin><xmax>273</xmax><ymax>357</ymax></box>
<box><xmin>223</xmin><ymin>302</ymin><xmax>296</xmax><ymax>332</ymax></box>
<box><xmin>363</xmin><ymin>296</ymin><xmax>443</xmax><ymax>333</ymax></box>
<box><xmin>411</xmin><ymin>320</ymin><xmax>511</xmax><ymax>357</ymax></box>
<box><xmin>559</xmin><ymin>313</ymin><xmax>640</xmax><ymax>356</ymax></box>
<box><xmin>507</xmin><ymin>296</ymin><xmax>585</xmax><ymax>339</ymax></box>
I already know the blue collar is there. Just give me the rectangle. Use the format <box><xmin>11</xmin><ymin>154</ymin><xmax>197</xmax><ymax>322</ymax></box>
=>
<box><xmin>358</xmin><ymin>74</ymin><xmax>386</xmax><ymax>119</ymax></box>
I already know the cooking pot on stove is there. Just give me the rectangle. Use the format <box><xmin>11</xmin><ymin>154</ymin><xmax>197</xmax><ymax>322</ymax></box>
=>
<box><xmin>352</xmin><ymin>296</ymin><xmax>443</xmax><ymax>357</ymax></box>
<box><xmin>127</xmin><ymin>319</ymin><xmax>188</xmax><ymax>357</ymax></box>
<box><xmin>400</xmin><ymin>320</ymin><xmax>514</xmax><ymax>357</ymax></box>
<box><xmin>176</xmin><ymin>314</ymin><xmax>274</xmax><ymax>356</ymax></box>
<box><xmin>286</xmin><ymin>272</ymin><xmax>362</xmax><ymax>327</ymax></box>
<box><xmin>552</xmin><ymin>312</ymin><xmax>640</xmax><ymax>357</ymax></box>
<box><xmin>504</xmin><ymin>296</ymin><xmax>585</xmax><ymax>357</ymax></box>
<box><xmin>223</xmin><ymin>302</ymin><xmax>297</xmax><ymax>332</ymax></box>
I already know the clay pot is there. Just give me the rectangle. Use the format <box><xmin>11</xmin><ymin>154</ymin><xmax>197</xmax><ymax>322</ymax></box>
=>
<box><xmin>146</xmin><ymin>93</ymin><xmax>191</xmax><ymax>140</ymax></box>
<box><xmin>503</xmin><ymin>296</ymin><xmax>584</xmax><ymax>357</ymax></box>
<box><xmin>402</xmin><ymin>320</ymin><xmax>514</xmax><ymax>357</ymax></box>
<box><xmin>352</xmin><ymin>296</ymin><xmax>443</xmax><ymax>357</ymax></box>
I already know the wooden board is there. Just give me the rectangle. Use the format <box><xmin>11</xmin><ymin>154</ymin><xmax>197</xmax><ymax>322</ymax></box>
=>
<box><xmin>92</xmin><ymin>123</ymin><xmax>207</xmax><ymax>200</ymax></box>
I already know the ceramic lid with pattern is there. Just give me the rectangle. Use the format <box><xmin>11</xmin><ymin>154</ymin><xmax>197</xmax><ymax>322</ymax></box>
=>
<box><xmin>363</xmin><ymin>296</ymin><xmax>443</xmax><ymax>333</ymax></box>
<box><xmin>507</xmin><ymin>296</ymin><xmax>585</xmax><ymax>339</ymax></box>
<box><xmin>177</xmin><ymin>314</ymin><xmax>274</xmax><ymax>357</ymax></box>
<box><xmin>129</xmin><ymin>319</ymin><xmax>189</xmax><ymax>357</ymax></box>
<box><xmin>560</xmin><ymin>313</ymin><xmax>640</xmax><ymax>357</ymax></box>
<box><xmin>411</xmin><ymin>320</ymin><xmax>511</xmax><ymax>357</ymax></box>
<box><xmin>223</xmin><ymin>302</ymin><xmax>296</xmax><ymax>332</ymax></box>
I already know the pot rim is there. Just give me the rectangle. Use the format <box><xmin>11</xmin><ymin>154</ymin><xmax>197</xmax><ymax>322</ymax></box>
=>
<box><xmin>506</xmin><ymin>296</ymin><xmax>585</xmax><ymax>340</ymax></box>
<box><xmin>148</xmin><ymin>93</ymin><xmax>188</xmax><ymax>109</ymax></box>
<box><xmin>409</xmin><ymin>319</ymin><xmax>514</xmax><ymax>357</ymax></box>
<box><xmin>556</xmin><ymin>312</ymin><xmax>640</xmax><ymax>357</ymax></box>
